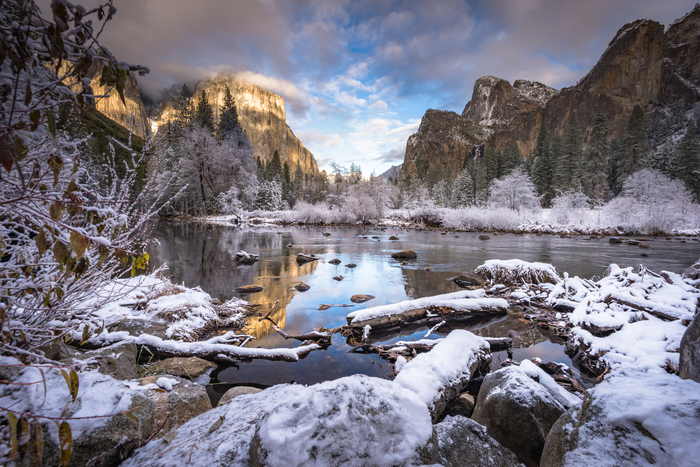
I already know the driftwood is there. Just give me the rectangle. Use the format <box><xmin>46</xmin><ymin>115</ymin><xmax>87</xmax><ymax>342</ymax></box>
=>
<box><xmin>319</xmin><ymin>304</ymin><xmax>355</xmax><ymax>310</ymax></box>
<box><xmin>271</xmin><ymin>324</ymin><xmax>331</xmax><ymax>345</ymax></box>
<box><xmin>603</xmin><ymin>294</ymin><xmax>676</xmax><ymax>321</ymax></box>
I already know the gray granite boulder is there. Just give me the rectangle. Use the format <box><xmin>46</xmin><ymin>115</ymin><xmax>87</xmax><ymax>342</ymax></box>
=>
<box><xmin>472</xmin><ymin>366</ymin><xmax>567</xmax><ymax>467</ymax></box>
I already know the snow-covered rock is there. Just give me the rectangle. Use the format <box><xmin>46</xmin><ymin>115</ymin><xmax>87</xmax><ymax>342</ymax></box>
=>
<box><xmin>136</xmin><ymin>375</ymin><xmax>211</xmax><ymax>439</ymax></box>
<box><xmin>124</xmin><ymin>375</ymin><xmax>433</xmax><ymax>467</ymax></box>
<box><xmin>0</xmin><ymin>357</ymin><xmax>154</xmax><ymax>466</ymax></box>
<box><xmin>541</xmin><ymin>368</ymin><xmax>700</xmax><ymax>467</ymax></box>
<box><xmin>680</xmin><ymin>312</ymin><xmax>700</xmax><ymax>383</ymax></box>
<box><xmin>419</xmin><ymin>415</ymin><xmax>521</xmax><ymax>467</ymax></box>
<box><xmin>472</xmin><ymin>364</ymin><xmax>577</xmax><ymax>467</ymax></box>
<box><xmin>394</xmin><ymin>330</ymin><xmax>491</xmax><ymax>421</ymax></box>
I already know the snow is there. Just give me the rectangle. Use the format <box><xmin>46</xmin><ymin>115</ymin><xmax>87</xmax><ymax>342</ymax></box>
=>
<box><xmin>556</xmin><ymin>367</ymin><xmax>700</xmax><ymax>467</ymax></box>
<box><xmin>394</xmin><ymin>330</ymin><xmax>490</xmax><ymax>411</ymax></box>
<box><xmin>549</xmin><ymin>263</ymin><xmax>699</xmax><ymax>372</ymax></box>
<box><xmin>83</xmin><ymin>273</ymin><xmax>248</xmax><ymax>342</ymax></box>
<box><xmin>519</xmin><ymin>359</ymin><xmax>581</xmax><ymax>408</ymax></box>
<box><xmin>156</xmin><ymin>377</ymin><xmax>179</xmax><ymax>391</ymax></box>
<box><xmin>124</xmin><ymin>375</ymin><xmax>433</xmax><ymax>467</ymax></box>
<box><xmin>347</xmin><ymin>289</ymin><xmax>507</xmax><ymax>324</ymax></box>
<box><xmin>483</xmin><ymin>365</ymin><xmax>567</xmax><ymax>412</ymax></box>
<box><xmin>0</xmin><ymin>356</ymin><xmax>138</xmax><ymax>441</ymax></box>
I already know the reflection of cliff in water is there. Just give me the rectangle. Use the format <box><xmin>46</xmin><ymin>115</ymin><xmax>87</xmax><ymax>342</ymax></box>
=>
<box><xmin>149</xmin><ymin>222</ymin><xmax>320</xmax><ymax>339</ymax></box>
<box><xmin>243</xmin><ymin>253</ymin><xmax>319</xmax><ymax>339</ymax></box>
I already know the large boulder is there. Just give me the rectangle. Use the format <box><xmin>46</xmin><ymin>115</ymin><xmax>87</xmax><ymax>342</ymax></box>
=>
<box><xmin>146</xmin><ymin>357</ymin><xmax>216</xmax><ymax>379</ymax></box>
<box><xmin>680</xmin><ymin>312</ymin><xmax>700</xmax><ymax>382</ymax></box>
<box><xmin>541</xmin><ymin>369</ymin><xmax>700</xmax><ymax>467</ymax></box>
<box><xmin>1</xmin><ymin>362</ymin><xmax>155</xmax><ymax>467</ymax></box>
<box><xmin>472</xmin><ymin>366</ymin><xmax>568</xmax><ymax>467</ymax></box>
<box><xmin>419</xmin><ymin>416</ymin><xmax>520</xmax><ymax>467</ymax></box>
<box><xmin>138</xmin><ymin>375</ymin><xmax>212</xmax><ymax>438</ymax></box>
<box><xmin>217</xmin><ymin>385</ymin><xmax>262</xmax><ymax>406</ymax></box>
<box><xmin>61</xmin><ymin>340</ymin><xmax>138</xmax><ymax>381</ymax></box>
<box><xmin>123</xmin><ymin>375</ymin><xmax>433</xmax><ymax>467</ymax></box>
<box><xmin>682</xmin><ymin>256</ymin><xmax>700</xmax><ymax>280</ymax></box>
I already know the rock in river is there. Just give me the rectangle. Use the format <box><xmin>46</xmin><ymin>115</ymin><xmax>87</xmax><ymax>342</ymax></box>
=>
<box><xmin>236</xmin><ymin>285</ymin><xmax>264</xmax><ymax>293</ymax></box>
<box><xmin>350</xmin><ymin>294</ymin><xmax>375</xmax><ymax>303</ymax></box>
<box><xmin>391</xmin><ymin>249</ymin><xmax>417</xmax><ymax>260</ymax></box>
<box><xmin>329</xmin><ymin>258</ymin><xmax>341</xmax><ymax>265</ymax></box>
<box><xmin>294</xmin><ymin>282</ymin><xmax>311</xmax><ymax>292</ymax></box>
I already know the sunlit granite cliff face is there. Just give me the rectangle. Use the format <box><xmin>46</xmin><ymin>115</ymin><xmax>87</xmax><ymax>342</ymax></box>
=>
<box><xmin>402</xmin><ymin>4</ymin><xmax>700</xmax><ymax>178</ymax></box>
<box><xmin>84</xmin><ymin>61</ymin><xmax>151</xmax><ymax>139</ymax></box>
<box><xmin>158</xmin><ymin>76</ymin><xmax>319</xmax><ymax>180</ymax></box>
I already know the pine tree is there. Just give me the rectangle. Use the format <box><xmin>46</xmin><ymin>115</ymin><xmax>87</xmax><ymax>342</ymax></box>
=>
<box><xmin>622</xmin><ymin>105</ymin><xmax>648</xmax><ymax>176</ymax></box>
<box><xmin>195</xmin><ymin>90</ymin><xmax>215</xmax><ymax>133</ymax></box>
<box><xmin>554</xmin><ymin>113</ymin><xmax>582</xmax><ymax>193</ymax></box>
<box><xmin>265</xmin><ymin>150</ymin><xmax>282</xmax><ymax>182</ymax></box>
<box><xmin>531</xmin><ymin>124</ymin><xmax>553</xmax><ymax>206</ymax></box>
<box><xmin>501</xmin><ymin>142</ymin><xmax>522</xmax><ymax>176</ymax></box>
<box><xmin>452</xmin><ymin>167</ymin><xmax>474</xmax><ymax>207</ymax></box>
<box><xmin>607</xmin><ymin>137</ymin><xmax>625</xmax><ymax>196</ymax></box>
<box><xmin>674</xmin><ymin>127</ymin><xmax>700</xmax><ymax>200</ymax></box>
<box><xmin>584</xmin><ymin>112</ymin><xmax>609</xmax><ymax>205</ymax></box>
<box><xmin>282</xmin><ymin>162</ymin><xmax>293</xmax><ymax>206</ymax></box>
<box><xmin>217</xmin><ymin>86</ymin><xmax>240</xmax><ymax>141</ymax></box>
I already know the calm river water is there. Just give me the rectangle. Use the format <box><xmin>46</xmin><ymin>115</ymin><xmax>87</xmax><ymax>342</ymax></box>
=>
<box><xmin>150</xmin><ymin>222</ymin><xmax>700</xmax><ymax>404</ymax></box>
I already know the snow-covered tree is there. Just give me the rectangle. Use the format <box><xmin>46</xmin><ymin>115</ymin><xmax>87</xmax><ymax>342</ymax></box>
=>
<box><xmin>488</xmin><ymin>167</ymin><xmax>541</xmax><ymax>212</ymax></box>
<box><xmin>452</xmin><ymin>168</ymin><xmax>474</xmax><ymax>207</ymax></box>
<box><xmin>255</xmin><ymin>180</ymin><xmax>285</xmax><ymax>211</ymax></box>
<box><xmin>551</xmin><ymin>188</ymin><xmax>590</xmax><ymax>224</ymax></box>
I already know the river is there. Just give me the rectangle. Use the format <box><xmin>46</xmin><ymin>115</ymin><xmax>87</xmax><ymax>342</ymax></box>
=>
<box><xmin>149</xmin><ymin>222</ymin><xmax>700</xmax><ymax>404</ymax></box>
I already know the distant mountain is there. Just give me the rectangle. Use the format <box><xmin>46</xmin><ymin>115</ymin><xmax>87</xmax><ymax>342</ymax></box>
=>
<box><xmin>378</xmin><ymin>165</ymin><xmax>401</xmax><ymax>181</ymax></box>
<box><xmin>156</xmin><ymin>75</ymin><xmax>320</xmax><ymax>181</ymax></box>
<box><xmin>402</xmin><ymin>4</ymin><xmax>700</xmax><ymax>179</ymax></box>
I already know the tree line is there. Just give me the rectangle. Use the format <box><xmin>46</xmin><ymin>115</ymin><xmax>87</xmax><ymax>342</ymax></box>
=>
<box><xmin>396</xmin><ymin>103</ymin><xmax>700</xmax><ymax>210</ymax></box>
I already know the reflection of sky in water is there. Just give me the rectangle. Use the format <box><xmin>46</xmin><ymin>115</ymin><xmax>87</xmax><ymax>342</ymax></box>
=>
<box><xmin>150</xmin><ymin>223</ymin><xmax>698</xmax><ymax>402</ymax></box>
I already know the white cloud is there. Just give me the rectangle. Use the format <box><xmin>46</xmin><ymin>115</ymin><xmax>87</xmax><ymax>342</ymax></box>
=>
<box><xmin>369</xmin><ymin>99</ymin><xmax>388</xmax><ymax>110</ymax></box>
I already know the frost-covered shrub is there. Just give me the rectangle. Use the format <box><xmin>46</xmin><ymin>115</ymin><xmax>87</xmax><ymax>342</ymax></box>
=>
<box><xmin>551</xmin><ymin>189</ymin><xmax>590</xmax><ymax>225</ymax></box>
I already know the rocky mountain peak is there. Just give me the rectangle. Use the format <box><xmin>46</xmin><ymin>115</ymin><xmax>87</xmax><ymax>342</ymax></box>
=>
<box><xmin>578</xmin><ymin>18</ymin><xmax>665</xmax><ymax>102</ymax></box>
<box><xmin>461</xmin><ymin>76</ymin><xmax>556</xmax><ymax>131</ymax></box>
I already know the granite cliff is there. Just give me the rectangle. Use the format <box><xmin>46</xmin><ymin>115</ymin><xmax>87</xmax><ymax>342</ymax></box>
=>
<box><xmin>402</xmin><ymin>5</ymin><xmax>700</xmax><ymax>179</ymax></box>
<box><xmin>157</xmin><ymin>76</ymin><xmax>319</xmax><ymax>181</ymax></box>
<box><xmin>85</xmin><ymin>61</ymin><xmax>151</xmax><ymax>139</ymax></box>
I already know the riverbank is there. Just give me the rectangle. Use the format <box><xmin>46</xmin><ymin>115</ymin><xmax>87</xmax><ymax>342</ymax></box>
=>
<box><xmin>178</xmin><ymin>208</ymin><xmax>700</xmax><ymax>238</ymax></box>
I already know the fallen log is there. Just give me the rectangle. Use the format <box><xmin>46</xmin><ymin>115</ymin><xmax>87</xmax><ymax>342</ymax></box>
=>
<box><xmin>603</xmin><ymin>294</ymin><xmax>676</xmax><ymax>322</ymax></box>
<box><xmin>77</xmin><ymin>330</ymin><xmax>321</xmax><ymax>363</ymax></box>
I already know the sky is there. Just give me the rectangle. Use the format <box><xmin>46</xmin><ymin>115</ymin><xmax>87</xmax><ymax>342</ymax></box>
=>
<box><xmin>38</xmin><ymin>0</ymin><xmax>699</xmax><ymax>176</ymax></box>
